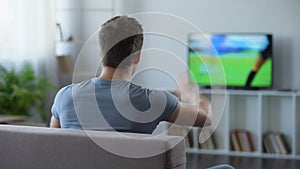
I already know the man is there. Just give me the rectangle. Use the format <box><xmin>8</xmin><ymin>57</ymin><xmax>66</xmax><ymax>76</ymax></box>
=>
<box><xmin>50</xmin><ymin>15</ymin><xmax>212</xmax><ymax>133</ymax></box>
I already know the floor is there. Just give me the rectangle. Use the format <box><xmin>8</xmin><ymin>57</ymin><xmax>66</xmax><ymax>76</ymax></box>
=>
<box><xmin>186</xmin><ymin>153</ymin><xmax>300</xmax><ymax>169</ymax></box>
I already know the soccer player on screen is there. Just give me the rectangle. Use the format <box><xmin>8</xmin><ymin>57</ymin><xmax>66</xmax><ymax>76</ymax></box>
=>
<box><xmin>245</xmin><ymin>43</ymin><xmax>271</xmax><ymax>88</ymax></box>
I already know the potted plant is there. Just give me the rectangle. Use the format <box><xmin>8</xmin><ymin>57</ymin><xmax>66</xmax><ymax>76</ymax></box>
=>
<box><xmin>0</xmin><ymin>62</ymin><xmax>56</xmax><ymax>122</ymax></box>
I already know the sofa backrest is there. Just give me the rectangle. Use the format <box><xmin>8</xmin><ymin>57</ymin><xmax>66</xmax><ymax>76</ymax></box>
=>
<box><xmin>0</xmin><ymin>125</ymin><xmax>186</xmax><ymax>169</ymax></box>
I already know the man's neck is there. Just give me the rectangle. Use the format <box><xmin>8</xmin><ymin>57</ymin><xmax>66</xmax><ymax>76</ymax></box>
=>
<box><xmin>99</xmin><ymin>66</ymin><xmax>133</xmax><ymax>81</ymax></box>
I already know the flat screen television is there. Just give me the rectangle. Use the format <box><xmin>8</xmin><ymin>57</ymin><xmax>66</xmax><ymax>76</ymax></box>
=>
<box><xmin>188</xmin><ymin>33</ymin><xmax>272</xmax><ymax>89</ymax></box>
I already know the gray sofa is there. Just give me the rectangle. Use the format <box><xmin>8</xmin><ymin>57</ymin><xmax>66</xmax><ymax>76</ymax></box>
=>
<box><xmin>0</xmin><ymin>125</ymin><xmax>186</xmax><ymax>169</ymax></box>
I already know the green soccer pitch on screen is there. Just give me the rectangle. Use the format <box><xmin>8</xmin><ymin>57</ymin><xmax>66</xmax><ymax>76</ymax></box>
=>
<box><xmin>188</xmin><ymin>33</ymin><xmax>272</xmax><ymax>88</ymax></box>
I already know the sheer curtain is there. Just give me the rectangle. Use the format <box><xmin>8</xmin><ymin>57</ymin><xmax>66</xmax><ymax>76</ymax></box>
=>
<box><xmin>0</xmin><ymin>0</ymin><xmax>57</xmax><ymax>76</ymax></box>
<box><xmin>0</xmin><ymin>0</ymin><xmax>58</xmax><ymax>122</ymax></box>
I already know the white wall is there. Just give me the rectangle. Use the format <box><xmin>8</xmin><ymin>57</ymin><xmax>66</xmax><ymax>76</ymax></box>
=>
<box><xmin>116</xmin><ymin>0</ymin><xmax>300</xmax><ymax>90</ymax></box>
<box><xmin>55</xmin><ymin>0</ymin><xmax>115</xmax><ymax>84</ymax></box>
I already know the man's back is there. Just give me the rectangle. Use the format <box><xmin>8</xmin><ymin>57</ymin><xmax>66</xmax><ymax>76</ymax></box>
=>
<box><xmin>52</xmin><ymin>78</ymin><xmax>178</xmax><ymax>134</ymax></box>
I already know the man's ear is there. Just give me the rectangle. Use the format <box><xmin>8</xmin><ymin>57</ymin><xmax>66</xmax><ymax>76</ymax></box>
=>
<box><xmin>134</xmin><ymin>51</ymin><xmax>141</xmax><ymax>64</ymax></box>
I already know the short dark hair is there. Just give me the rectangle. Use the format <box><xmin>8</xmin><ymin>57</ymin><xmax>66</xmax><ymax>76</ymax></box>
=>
<box><xmin>99</xmin><ymin>16</ymin><xmax>143</xmax><ymax>68</ymax></box>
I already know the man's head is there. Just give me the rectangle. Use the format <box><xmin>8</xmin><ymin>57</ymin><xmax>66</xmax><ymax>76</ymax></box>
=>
<box><xmin>99</xmin><ymin>16</ymin><xmax>143</xmax><ymax>68</ymax></box>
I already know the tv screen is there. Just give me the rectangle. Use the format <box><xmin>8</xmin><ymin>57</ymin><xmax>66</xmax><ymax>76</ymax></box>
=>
<box><xmin>188</xmin><ymin>33</ymin><xmax>272</xmax><ymax>88</ymax></box>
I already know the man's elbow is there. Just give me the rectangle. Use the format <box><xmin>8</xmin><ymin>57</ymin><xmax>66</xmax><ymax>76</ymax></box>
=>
<box><xmin>204</xmin><ymin>116</ymin><xmax>212</xmax><ymax>126</ymax></box>
<box><xmin>50</xmin><ymin>116</ymin><xmax>61</xmax><ymax>128</ymax></box>
<box><xmin>203</xmin><ymin>108</ymin><xmax>214</xmax><ymax>126</ymax></box>
<box><xmin>194</xmin><ymin>111</ymin><xmax>212</xmax><ymax>127</ymax></box>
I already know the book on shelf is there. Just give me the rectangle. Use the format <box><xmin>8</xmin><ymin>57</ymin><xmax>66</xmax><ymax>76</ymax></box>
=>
<box><xmin>230</xmin><ymin>130</ymin><xmax>241</xmax><ymax>151</ymax></box>
<box><xmin>237</xmin><ymin>131</ymin><xmax>247</xmax><ymax>152</ymax></box>
<box><xmin>245</xmin><ymin>130</ymin><xmax>255</xmax><ymax>152</ymax></box>
<box><xmin>198</xmin><ymin>128</ymin><xmax>216</xmax><ymax>150</ymax></box>
<box><xmin>230</xmin><ymin>130</ymin><xmax>254</xmax><ymax>152</ymax></box>
<box><xmin>263</xmin><ymin>132</ymin><xmax>274</xmax><ymax>154</ymax></box>
<box><xmin>269</xmin><ymin>133</ymin><xmax>280</xmax><ymax>154</ymax></box>
<box><xmin>274</xmin><ymin>132</ymin><xmax>288</xmax><ymax>154</ymax></box>
<box><xmin>168</xmin><ymin>124</ymin><xmax>193</xmax><ymax>148</ymax></box>
<box><xmin>263</xmin><ymin>132</ymin><xmax>289</xmax><ymax>154</ymax></box>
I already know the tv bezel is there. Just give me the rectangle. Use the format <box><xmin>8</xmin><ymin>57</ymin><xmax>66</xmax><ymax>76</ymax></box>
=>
<box><xmin>187</xmin><ymin>32</ymin><xmax>273</xmax><ymax>90</ymax></box>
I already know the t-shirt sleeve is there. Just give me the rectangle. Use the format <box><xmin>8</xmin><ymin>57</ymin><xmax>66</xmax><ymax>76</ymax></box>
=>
<box><xmin>158</xmin><ymin>90</ymin><xmax>179</xmax><ymax>121</ymax></box>
<box><xmin>51</xmin><ymin>92</ymin><xmax>60</xmax><ymax>120</ymax></box>
<box><xmin>51</xmin><ymin>87</ymin><xmax>67</xmax><ymax>120</ymax></box>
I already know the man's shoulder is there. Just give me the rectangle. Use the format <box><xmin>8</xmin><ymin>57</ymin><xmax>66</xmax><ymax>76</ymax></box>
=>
<box><xmin>128</xmin><ymin>82</ymin><xmax>153</xmax><ymax>95</ymax></box>
<box><xmin>57</xmin><ymin>84</ymin><xmax>71</xmax><ymax>94</ymax></box>
<box><xmin>57</xmin><ymin>79</ymin><xmax>94</xmax><ymax>96</ymax></box>
<box><xmin>129</xmin><ymin>83</ymin><xmax>177</xmax><ymax>100</ymax></box>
